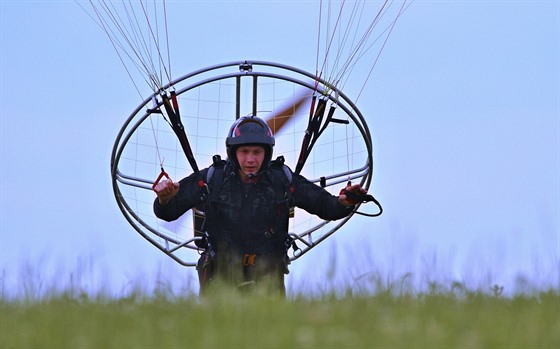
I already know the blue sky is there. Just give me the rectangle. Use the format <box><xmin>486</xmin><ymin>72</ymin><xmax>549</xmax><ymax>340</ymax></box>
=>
<box><xmin>1</xmin><ymin>0</ymin><xmax>558</xmax><ymax>297</ymax></box>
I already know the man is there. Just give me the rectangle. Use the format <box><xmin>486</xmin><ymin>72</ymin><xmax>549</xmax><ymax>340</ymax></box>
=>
<box><xmin>153</xmin><ymin>116</ymin><xmax>367</xmax><ymax>295</ymax></box>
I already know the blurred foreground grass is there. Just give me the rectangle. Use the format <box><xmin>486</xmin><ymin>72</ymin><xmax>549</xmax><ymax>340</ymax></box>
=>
<box><xmin>2</xmin><ymin>287</ymin><xmax>559</xmax><ymax>349</ymax></box>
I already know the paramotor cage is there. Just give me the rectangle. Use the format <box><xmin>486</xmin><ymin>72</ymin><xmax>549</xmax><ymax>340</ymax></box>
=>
<box><xmin>110</xmin><ymin>60</ymin><xmax>378</xmax><ymax>267</ymax></box>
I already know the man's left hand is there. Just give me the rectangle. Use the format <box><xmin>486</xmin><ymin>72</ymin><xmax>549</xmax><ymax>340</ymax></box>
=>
<box><xmin>338</xmin><ymin>183</ymin><xmax>367</xmax><ymax>207</ymax></box>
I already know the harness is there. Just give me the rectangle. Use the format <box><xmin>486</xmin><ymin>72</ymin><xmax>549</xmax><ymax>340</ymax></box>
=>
<box><xmin>193</xmin><ymin>155</ymin><xmax>295</xmax><ymax>253</ymax></box>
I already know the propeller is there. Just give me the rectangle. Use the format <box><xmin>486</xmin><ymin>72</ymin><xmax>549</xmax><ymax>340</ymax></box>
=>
<box><xmin>264</xmin><ymin>91</ymin><xmax>309</xmax><ymax>135</ymax></box>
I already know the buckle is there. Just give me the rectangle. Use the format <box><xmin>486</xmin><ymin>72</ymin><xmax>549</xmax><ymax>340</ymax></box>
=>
<box><xmin>243</xmin><ymin>253</ymin><xmax>256</xmax><ymax>267</ymax></box>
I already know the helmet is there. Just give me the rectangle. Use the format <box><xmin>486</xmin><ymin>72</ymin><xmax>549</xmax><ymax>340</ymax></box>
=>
<box><xmin>226</xmin><ymin>116</ymin><xmax>275</xmax><ymax>170</ymax></box>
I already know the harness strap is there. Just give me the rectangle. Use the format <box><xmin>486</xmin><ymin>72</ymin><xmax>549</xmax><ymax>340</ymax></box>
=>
<box><xmin>161</xmin><ymin>91</ymin><xmax>199</xmax><ymax>173</ymax></box>
<box><xmin>295</xmin><ymin>98</ymin><xmax>327</xmax><ymax>174</ymax></box>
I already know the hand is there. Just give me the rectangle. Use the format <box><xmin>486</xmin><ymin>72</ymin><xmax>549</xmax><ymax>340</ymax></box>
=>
<box><xmin>153</xmin><ymin>179</ymin><xmax>180</xmax><ymax>205</ymax></box>
<box><xmin>338</xmin><ymin>183</ymin><xmax>367</xmax><ymax>207</ymax></box>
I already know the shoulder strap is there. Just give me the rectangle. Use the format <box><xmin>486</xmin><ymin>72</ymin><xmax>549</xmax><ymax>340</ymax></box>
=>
<box><xmin>206</xmin><ymin>154</ymin><xmax>225</xmax><ymax>184</ymax></box>
<box><xmin>270</xmin><ymin>155</ymin><xmax>292</xmax><ymax>183</ymax></box>
<box><xmin>270</xmin><ymin>156</ymin><xmax>294</xmax><ymax>209</ymax></box>
<box><xmin>202</xmin><ymin>155</ymin><xmax>227</xmax><ymax>206</ymax></box>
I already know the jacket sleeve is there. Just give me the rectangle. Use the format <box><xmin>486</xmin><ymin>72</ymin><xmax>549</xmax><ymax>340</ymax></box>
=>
<box><xmin>291</xmin><ymin>173</ymin><xmax>353</xmax><ymax>221</ymax></box>
<box><xmin>153</xmin><ymin>169</ymin><xmax>209</xmax><ymax>222</ymax></box>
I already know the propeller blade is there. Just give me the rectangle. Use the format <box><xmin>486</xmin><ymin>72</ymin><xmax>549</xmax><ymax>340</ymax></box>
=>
<box><xmin>265</xmin><ymin>91</ymin><xmax>309</xmax><ymax>135</ymax></box>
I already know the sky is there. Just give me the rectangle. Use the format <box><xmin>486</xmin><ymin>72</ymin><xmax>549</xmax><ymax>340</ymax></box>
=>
<box><xmin>1</xmin><ymin>0</ymin><xmax>558</xmax><ymax>298</ymax></box>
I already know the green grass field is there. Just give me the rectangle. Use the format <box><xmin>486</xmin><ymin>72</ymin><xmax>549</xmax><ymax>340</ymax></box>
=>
<box><xmin>2</xmin><ymin>286</ymin><xmax>558</xmax><ymax>349</ymax></box>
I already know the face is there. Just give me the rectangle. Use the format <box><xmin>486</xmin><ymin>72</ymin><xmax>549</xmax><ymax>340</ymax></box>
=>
<box><xmin>236</xmin><ymin>145</ymin><xmax>265</xmax><ymax>182</ymax></box>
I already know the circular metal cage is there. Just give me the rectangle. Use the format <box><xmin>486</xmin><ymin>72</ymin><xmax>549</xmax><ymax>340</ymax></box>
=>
<box><xmin>111</xmin><ymin>60</ymin><xmax>374</xmax><ymax>266</ymax></box>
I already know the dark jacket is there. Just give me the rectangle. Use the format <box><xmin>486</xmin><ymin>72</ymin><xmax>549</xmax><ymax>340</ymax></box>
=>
<box><xmin>154</xmin><ymin>162</ymin><xmax>353</xmax><ymax>293</ymax></box>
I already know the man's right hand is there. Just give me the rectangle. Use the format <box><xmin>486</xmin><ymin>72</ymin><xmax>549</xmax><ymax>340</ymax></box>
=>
<box><xmin>153</xmin><ymin>179</ymin><xmax>180</xmax><ymax>205</ymax></box>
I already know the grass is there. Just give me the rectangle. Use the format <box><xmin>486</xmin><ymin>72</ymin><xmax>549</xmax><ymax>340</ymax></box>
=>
<box><xmin>1</xmin><ymin>285</ymin><xmax>559</xmax><ymax>349</ymax></box>
<box><xmin>2</xmin><ymin>251</ymin><xmax>559</xmax><ymax>348</ymax></box>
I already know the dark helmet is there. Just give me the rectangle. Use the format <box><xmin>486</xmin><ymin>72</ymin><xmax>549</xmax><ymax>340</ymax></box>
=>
<box><xmin>226</xmin><ymin>116</ymin><xmax>275</xmax><ymax>170</ymax></box>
